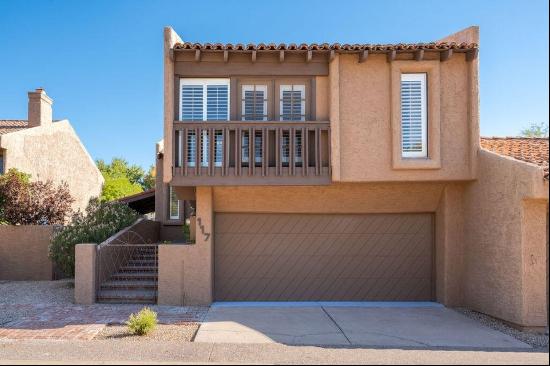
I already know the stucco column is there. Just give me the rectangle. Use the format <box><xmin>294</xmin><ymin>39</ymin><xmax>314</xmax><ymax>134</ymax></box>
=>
<box><xmin>521</xmin><ymin>199</ymin><xmax>549</xmax><ymax>327</ymax></box>
<box><xmin>158</xmin><ymin>244</ymin><xmax>186</xmax><ymax>306</ymax></box>
<box><xmin>184</xmin><ymin>187</ymin><xmax>214</xmax><ymax>305</ymax></box>
<box><xmin>435</xmin><ymin>184</ymin><xmax>465</xmax><ymax>306</ymax></box>
<box><xmin>74</xmin><ymin>244</ymin><xmax>97</xmax><ymax>305</ymax></box>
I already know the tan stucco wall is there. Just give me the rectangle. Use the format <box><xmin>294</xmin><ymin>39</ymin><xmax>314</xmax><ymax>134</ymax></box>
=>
<box><xmin>332</xmin><ymin>52</ymin><xmax>477</xmax><ymax>182</ymax></box>
<box><xmin>0</xmin><ymin>120</ymin><xmax>104</xmax><ymax>212</ymax></box>
<box><xmin>213</xmin><ymin>182</ymin><xmax>446</xmax><ymax>214</ymax></box>
<box><xmin>74</xmin><ymin>244</ymin><xmax>97</xmax><ymax>305</ymax></box>
<box><xmin>435</xmin><ymin>184</ymin><xmax>465</xmax><ymax>306</ymax></box>
<box><xmin>0</xmin><ymin>225</ymin><xmax>54</xmax><ymax>281</ymax></box>
<box><xmin>462</xmin><ymin>150</ymin><xmax>548</xmax><ymax>327</ymax></box>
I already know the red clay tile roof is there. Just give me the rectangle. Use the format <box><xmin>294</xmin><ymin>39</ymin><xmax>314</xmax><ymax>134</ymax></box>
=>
<box><xmin>174</xmin><ymin>41</ymin><xmax>478</xmax><ymax>53</ymax></box>
<box><xmin>0</xmin><ymin>120</ymin><xmax>28</xmax><ymax>135</ymax></box>
<box><xmin>481</xmin><ymin>137</ymin><xmax>549</xmax><ymax>180</ymax></box>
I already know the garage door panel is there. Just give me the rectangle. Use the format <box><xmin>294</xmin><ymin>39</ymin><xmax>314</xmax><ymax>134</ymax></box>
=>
<box><xmin>215</xmin><ymin>213</ymin><xmax>434</xmax><ymax>301</ymax></box>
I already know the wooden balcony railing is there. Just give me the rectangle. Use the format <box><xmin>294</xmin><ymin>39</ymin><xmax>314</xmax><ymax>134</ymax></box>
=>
<box><xmin>172</xmin><ymin>121</ymin><xmax>331</xmax><ymax>185</ymax></box>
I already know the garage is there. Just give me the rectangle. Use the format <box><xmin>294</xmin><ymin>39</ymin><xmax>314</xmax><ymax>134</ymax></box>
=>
<box><xmin>214</xmin><ymin>213</ymin><xmax>434</xmax><ymax>301</ymax></box>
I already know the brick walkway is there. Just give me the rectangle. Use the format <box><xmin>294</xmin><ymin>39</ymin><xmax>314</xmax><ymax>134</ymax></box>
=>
<box><xmin>0</xmin><ymin>303</ymin><xmax>208</xmax><ymax>340</ymax></box>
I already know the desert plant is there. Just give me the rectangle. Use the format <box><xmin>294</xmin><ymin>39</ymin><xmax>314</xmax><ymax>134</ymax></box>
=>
<box><xmin>126</xmin><ymin>307</ymin><xmax>158</xmax><ymax>336</ymax></box>
<box><xmin>520</xmin><ymin>122</ymin><xmax>549</xmax><ymax>138</ymax></box>
<box><xmin>0</xmin><ymin>168</ymin><xmax>74</xmax><ymax>225</ymax></box>
<box><xmin>49</xmin><ymin>198</ymin><xmax>139</xmax><ymax>276</ymax></box>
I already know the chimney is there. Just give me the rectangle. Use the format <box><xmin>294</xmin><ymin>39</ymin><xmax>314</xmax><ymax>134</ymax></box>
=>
<box><xmin>28</xmin><ymin>88</ymin><xmax>53</xmax><ymax>128</ymax></box>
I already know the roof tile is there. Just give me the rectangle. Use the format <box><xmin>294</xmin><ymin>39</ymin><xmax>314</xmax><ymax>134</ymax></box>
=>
<box><xmin>174</xmin><ymin>41</ymin><xmax>478</xmax><ymax>52</ymax></box>
<box><xmin>0</xmin><ymin>120</ymin><xmax>28</xmax><ymax>135</ymax></box>
<box><xmin>481</xmin><ymin>137</ymin><xmax>549</xmax><ymax>180</ymax></box>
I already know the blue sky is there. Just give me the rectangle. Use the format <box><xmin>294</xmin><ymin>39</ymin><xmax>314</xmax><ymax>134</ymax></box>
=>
<box><xmin>0</xmin><ymin>0</ymin><xmax>548</xmax><ymax>169</ymax></box>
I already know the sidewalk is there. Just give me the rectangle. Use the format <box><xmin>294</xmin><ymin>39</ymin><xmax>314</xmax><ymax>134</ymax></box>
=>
<box><xmin>0</xmin><ymin>303</ymin><xmax>207</xmax><ymax>340</ymax></box>
<box><xmin>0</xmin><ymin>339</ymin><xmax>548</xmax><ymax>365</ymax></box>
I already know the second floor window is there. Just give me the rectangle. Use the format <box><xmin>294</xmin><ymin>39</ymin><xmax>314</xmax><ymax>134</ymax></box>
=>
<box><xmin>401</xmin><ymin>73</ymin><xmax>427</xmax><ymax>158</ymax></box>
<box><xmin>280</xmin><ymin>85</ymin><xmax>306</xmax><ymax>121</ymax></box>
<box><xmin>180</xmin><ymin>78</ymin><xmax>229</xmax><ymax>121</ymax></box>
<box><xmin>242</xmin><ymin>85</ymin><xmax>268</xmax><ymax>121</ymax></box>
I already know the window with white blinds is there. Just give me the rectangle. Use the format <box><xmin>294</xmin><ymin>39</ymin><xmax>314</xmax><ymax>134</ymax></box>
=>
<box><xmin>400</xmin><ymin>74</ymin><xmax>427</xmax><ymax>158</ymax></box>
<box><xmin>169</xmin><ymin>186</ymin><xmax>180</xmax><ymax>220</ymax></box>
<box><xmin>185</xmin><ymin>130</ymin><xmax>223</xmax><ymax>168</ymax></box>
<box><xmin>180</xmin><ymin>79</ymin><xmax>229</xmax><ymax>167</ymax></box>
<box><xmin>241</xmin><ymin>131</ymin><xmax>263</xmax><ymax>164</ymax></box>
<box><xmin>180</xmin><ymin>79</ymin><xmax>230</xmax><ymax>121</ymax></box>
<box><xmin>280</xmin><ymin>85</ymin><xmax>306</xmax><ymax>121</ymax></box>
<box><xmin>281</xmin><ymin>130</ymin><xmax>303</xmax><ymax>164</ymax></box>
<box><xmin>242</xmin><ymin>85</ymin><xmax>268</xmax><ymax>121</ymax></box>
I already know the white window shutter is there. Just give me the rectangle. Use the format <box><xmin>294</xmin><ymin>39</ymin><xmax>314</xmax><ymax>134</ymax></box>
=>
<box><xmin>280</xmin><ymin>85</ymin><xmax>305</xmax><ymax>121</ymax></box>
<box><xmin>207</xmin><ymin>84</ymin><xmax>229</xmax><ymax>121</ymax></box>
<box><xmin>400</xmin><ymin>74</ymin><xmax>427</xmax><ymax>158</ymax></box>
<box><xmin>181</xmin><ymin>85</ymin><xmax>203</xmax><ymax>121</ymax></box>
<box><xmin>242</xmin><ymin>85</ymin><xmax>268</xmax><ymax>121</ymax></box>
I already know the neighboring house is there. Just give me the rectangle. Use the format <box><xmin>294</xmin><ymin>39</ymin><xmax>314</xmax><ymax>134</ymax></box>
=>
<box><xmin>0</xmin><ymin>88</ymin><xmax>104</xmax><ymax>212</ymax></box>
<box><xmin>158</xmin><ymin>26</ymin><xmax>548</xmax><ymax>329</ymax></box>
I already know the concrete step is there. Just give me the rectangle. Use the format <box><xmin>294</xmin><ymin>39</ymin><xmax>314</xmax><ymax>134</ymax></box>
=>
<box><xmin>110</xmin><ymin>273</ymin><xmax>158</xmax><ymax>281</ymax></box>
<box><xmin>129</xmin><ymin>256</ymin><xmax>157</xmax><ymax>261</ymax></box>
<box><xmin>126</xmin><ymin>261</ymin><xmax>158</xmax><ymax>267</ymax></box>
<box><xmin>119</xmin><ymin>266</ymin><xmax>158</xmax><ymax>273</ymax></box>
<box><xmin>96</xmin><ymin>290</ymin><xmax>157</xmax><ymax>304</ymax></box>
<box><xmin>100</xmin><ymin>280</ymin><xmax>157</xmax><ymax>291</ymax></box>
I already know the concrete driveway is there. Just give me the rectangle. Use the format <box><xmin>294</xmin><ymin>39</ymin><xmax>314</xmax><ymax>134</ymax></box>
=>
<box><xmin>194</xmin><ymin>303</ymin><xmax>531</xmax><ymax>349</ymax></box>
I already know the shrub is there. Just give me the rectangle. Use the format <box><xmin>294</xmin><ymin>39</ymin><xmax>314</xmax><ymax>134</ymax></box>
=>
<box><xmin>126</xmin><ymin>307</ymin><xmax>158</xmax><ymax>336</ymax></box>
<box><xmin>49</xmin><ymin>198</ymin><xmax>139</xmax><ymax>276</ymax></box>
<box><xmin>0</xmin><ymin>168</ymin><xmax>74</xmax><ymax>225</ymax></box>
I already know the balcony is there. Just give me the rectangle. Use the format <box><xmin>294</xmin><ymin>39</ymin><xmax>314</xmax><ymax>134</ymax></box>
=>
<box><xmin>172</xmin><ymin>121</ymin><xmax>331</xmax><ymax>185</ymax></box>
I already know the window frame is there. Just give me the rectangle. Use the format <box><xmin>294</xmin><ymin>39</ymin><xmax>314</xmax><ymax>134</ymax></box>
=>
<box><xmin>168</xmin><ymin>185</ymin><xmax>180</xmax><ymax>221</ymax></box>
<box><xmin>390</xmin><ymin>60</ymin><xmax>441</xmax><ymax>170</ymax></box>
<box><xmin>279</xmin><ymin>84</ymin><xmax>307</xmax><ymax>121</ymax></box>
<box><xmin>400</xmin><ymin>73</ymin><xmax>428</xmax><ymax>158</ymax></box>
<box><xmin>241</xmin><ymin>84</ymin><xmax>269</xmax><ymax>121</ymax></box>
<box><xmin>179</xmin><ymin>78</ymin><xmax>230</xmax><ymax>121</ymax></box>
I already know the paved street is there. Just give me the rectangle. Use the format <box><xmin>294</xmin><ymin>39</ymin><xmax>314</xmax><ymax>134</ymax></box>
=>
<box><xmin>0</xmin><ymin>339</ymin><xmax>547</xmax><ymax>365</ymax></box>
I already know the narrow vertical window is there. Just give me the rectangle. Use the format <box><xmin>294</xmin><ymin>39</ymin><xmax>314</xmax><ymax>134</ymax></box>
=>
<box><xmin>400</xmin><ymin>73</ymin><xmax>427</xmax><ymax>158</ymax></box>
<box><xmin>242</xmin><ymin>85</ymin><xmax>268</xmax><ymax>121</ymax></box>
<box><xmin>280</xmin><ymin>85</ymin><xmax>306</xmax><ymax>121</ymax></box>
<box><xmin>169</xmin><ymin>186</ymin><xmax>180</xmax><ymax>220</ymax></box>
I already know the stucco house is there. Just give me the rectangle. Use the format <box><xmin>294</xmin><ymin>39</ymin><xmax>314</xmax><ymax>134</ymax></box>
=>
<box><xmin>0</xmin><ymin>88</ymin><xmax>104</xmax><ymax>212</ymax></box>
<box><xmin>76</xmin><ymin>26</ymin><xmax>547</xmax><ymax>331</ymax></box>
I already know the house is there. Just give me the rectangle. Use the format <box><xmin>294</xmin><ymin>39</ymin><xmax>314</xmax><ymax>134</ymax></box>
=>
<box><xmin>0</xmin><ymin>88</ymin><xmax>104</xmax><ymax>212</ymax></box>
<box><xmin>150</xmin><ymin>25</ymin><xmax>547</xmax><ymax>330</ymax></box>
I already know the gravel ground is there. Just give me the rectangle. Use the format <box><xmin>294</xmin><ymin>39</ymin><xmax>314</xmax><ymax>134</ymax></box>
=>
<box><xmin>94</xmin><ymin>323</ymin><xmax>200</xmax><ymax>342</ymax></box>
<box><xmin>0</xmin><ymin>279</ymin><xmax>74</xmax><ymax>305</ymax></box>
<box><xmin>455</xmin><ymin>308</ymin><xmax>549</xmax><ymax>349</ymax></box>
<box><xmin>0</xmin><ymin>279</ymin><xmax>74</xmax><ymax>326</ymax></box>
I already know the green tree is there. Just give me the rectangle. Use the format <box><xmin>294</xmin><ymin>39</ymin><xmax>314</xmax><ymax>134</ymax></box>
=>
<box><xmin>520</xmin><ymin>122</ymin><xmax>549</xmax><ymax>138</ymax></box>
<box><xmin>96</xmin><ymin>158</ymin><xmax>145</xmax><ymax>201</ymax></box>
<box><xmin>143</xmin><ymin>165</ymin><xmax>155</xmax><ymax>191</ymax></box>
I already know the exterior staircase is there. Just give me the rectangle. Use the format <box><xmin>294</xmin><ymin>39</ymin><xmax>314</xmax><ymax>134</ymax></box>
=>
<box><xmin>97</xmin><ymin>245</ymin><xmax>158</xmax><ymax>304</ymax></box>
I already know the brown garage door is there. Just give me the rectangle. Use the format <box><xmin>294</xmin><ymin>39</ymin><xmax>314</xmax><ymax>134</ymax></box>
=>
<box><xmin>214</xmin><ymin>213</ymin><xmax>434</xmax><ymax>301</ymax></box>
